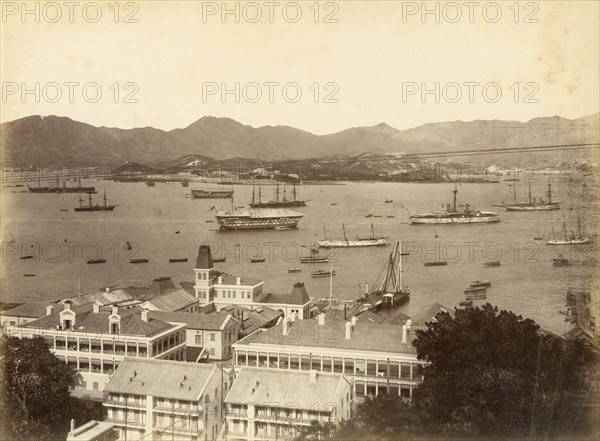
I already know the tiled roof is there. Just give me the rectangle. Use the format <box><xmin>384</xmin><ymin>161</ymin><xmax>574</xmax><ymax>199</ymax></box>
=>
<box><xmin>148</xmin><ymin>310</ymin><xmax>232</xmax><ymax>330</ymax></box>
<box><xmin>355</xmin><ymin>310</ymin><xmax>386</xmax><ymax>324</ymax></box>
<box><xmin>235</xmin><ymin>318</ymin><xmax>417</xmax><ymax>355</ymax></box>
<box><xmin>21</xmin><ymin>304</ymin><xmax>175</xmax><ymax>337</ymax></box>
<box><xmin>1</xmin><ymin>302</ymin><xmax>58</xmax><ymax>318</ymax></box>
<box><xmin>225</xmin><ymin>367</ymin><xmax>348</xmax><ymax>409</ymax></box>
<box><xmin>104</xmin><ymin>358</ymin><xmax>216</xmax><ymax>401</ymax></box>
<box><xmin>143</xmin><ymin>289</ymin><xmax>198</xmax><ymax>312</ymax></box>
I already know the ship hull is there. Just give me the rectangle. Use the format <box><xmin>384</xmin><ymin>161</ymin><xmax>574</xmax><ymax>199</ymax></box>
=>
<box><xmin>505</xmin><ymin>204</ymin><xmax>559</xmax><ymax>211</ymax></box>
<box><xmin>547</xmin><ymin>238</ymin><xmax>590</xmax><ymax>245</ymax></box>
<box><xmin>74</xmin><ymin>206</ymin><xmax>117</xmax><ymax>211</ymax></box>
<box><xmin>250</xmin><ymin>201</ymin><xmax>307</xmax><ymax>208</ymax></box>
<box><xmin>216</xmin><ymin>209</ymin><xmax>303</xmax><ymax>231</ymax></box>
<box><xmin>191</xmin><ymin>190</ymin><xmax>234</xmax><ymax>199</ymax></box>
<box><xmin>317</xmin><ymin>239</ymin><xmax>388</xmax><ymax>248</ymax></box>
<box><xmin>410</xmin><ymin>213</ymin><xmax>500</xmax><ymax>224</ymax></box>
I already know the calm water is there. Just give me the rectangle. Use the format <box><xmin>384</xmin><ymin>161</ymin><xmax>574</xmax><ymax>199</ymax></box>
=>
<box><xmin>1</xmin><ymin>178</ymin><xmax>597</xmax><ymax>334</ymax></box>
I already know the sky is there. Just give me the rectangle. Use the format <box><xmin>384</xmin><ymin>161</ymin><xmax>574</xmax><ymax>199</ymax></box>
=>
<box><xmin>1</xmin><ymin>1</ymin><xmax>599</xmax><ymax>134</ymax></box>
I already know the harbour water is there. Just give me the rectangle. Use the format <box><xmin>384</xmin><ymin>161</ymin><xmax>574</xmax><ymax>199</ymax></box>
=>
<box><xmin>1</xmin><ymin>178</ymin><xmax>597</xmax><ymax>335</ymax></box>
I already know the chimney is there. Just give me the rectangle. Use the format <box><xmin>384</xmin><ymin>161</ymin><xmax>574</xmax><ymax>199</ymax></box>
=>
<box><xmin>236</xmin><ymin>276</ymin><xmax>241</xmax><ymax>285</ymax></box>
<box><xmin>141</xmin><ymin>309</ymin><xmax>148</xmax><ymax>323</ymax></box>
<box><xmin>317</xmin><ymin>312</ymin><xmax>325</xmax><ymax>326</ymax></box>
<box><xmin>218</xmin><ymin>276</ymin><xmax>223</xmax><ymax>285</ymax></box>
<box><xmin>105</xmin><ymin>287</ymin><xmax>110</xmax><ymax>293</ymax></box>
<box><xmin>345</xmin><ymin>321</ymin><xmax>352</xmax><ymax>340</ymax></box>
<box><xmin>290</xmin><ymin>312</ymin><xmax>297</xmax><ymax>322</ymax></box>
<box><xmin>111</xmin><ymin>305</ymin><xmax>118</xmax><ymax>315</ymax></box>
<box><xmin>70</xmin><ymin>419</ymin><xmax>75</xmax><ymax>433</ymax></box>
<box><xmin>92</xmin><ymin>302</ymin><xmax>100</xmax><ymax>313</ymax></box>
<box><xmin>351</xmin><ymin>316</ymin><xmax>358</xmax><ymax>326</ymax></box>
<box><xmin>64</xmin><ymin>300</ymin><xmax>72</xmax><ymax>311</ymax></box>
<box><xmin>282</xmin><ymin>317</ymin><xmax>290</xmax><ymax>336</ymax></box>
<box><xmin>402</xmin><ymin>324</ymin><xmax>407</xmax><ymax>344</ymax></box>
<box><xmin>309</xmin><ymin>370</ymin><xmax>317</xmax><ymax>384</ymax></box>
<box><xmin>46</xmin><ymin>305</ymin><xmax>54</xmax><ymax>316</ymax></box>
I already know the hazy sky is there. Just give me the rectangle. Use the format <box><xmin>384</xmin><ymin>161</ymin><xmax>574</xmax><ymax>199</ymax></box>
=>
<box><xmin>1</xmin><ymin>1</ymin><xmax>598</xmax><ymax>134</ymax></box>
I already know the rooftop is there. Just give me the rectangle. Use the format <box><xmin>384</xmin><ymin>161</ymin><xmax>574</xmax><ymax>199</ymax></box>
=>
<box><xmin>67</xmin><ymin>420</ymin><xmax>114</xmax><ymax>441</ymax></box>
<box><xmin>22</xmin><ymin>304</ymin><xmax>175</xmax><ymax>337</ymax></box>
<box><xmin>255</xmin><ymin>282</ymin><xmax>311</xmax><ymax>306</ymax></box>
<box><xmin>143</xmin><ymin>288</ymin><xmax>198</xmax><ymax>312</ymax></box>
<box><xmin>409</xmin><ymin>302</ymin><xmax>454</xmax><ymax>327</ymax></box>
<box><xmin>1</xmin><ymin>301</ymin><xmax>58</xmax><ymax>319</ymax></box>
<box><xmin>195</xmin><ymin>245</ymin><xmax>214</xmax><ymax>269</ymax></box>
<box><xmin>148</xmin><ymin>310</ymin><xmax>233</xmax><ymax>330</ymax></box>
<box><xmin>217</xmin><ymin>274</ymin><xmax>263</xmax><ymax>287</ymax></box>
<box><xmin>63</xmin><ymin>290</ymin><xmax>136</xmax><ymax>307</ymax></box>
<box><xmin>225</xmin><ymin>367</ymin><xmax>348</xmax><ymax>409</ymax></box>
<box><xmin>235</xmin><ymin>318</ymin><xmax>417</xmax><ymax>355</ymax></box>
<box><xmin>104</xmin><ymin>358</ymin><xmax>217</xmax><ymax>401</ymax></box>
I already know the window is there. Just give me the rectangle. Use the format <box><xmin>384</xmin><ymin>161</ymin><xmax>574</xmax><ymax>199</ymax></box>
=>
<box><xmin>333</xmin><ymin>357</ymin><xmax>343</xmax><ymax>373</ymax></box>
<box><xmin>377</xmin><ymin>360</ymin><xmax>388</xmax><ymax>377</ymax></box>
<box><xmin>389</xmin><ymin>362</ymin><xmax>399</xmax><ymax>378</ymax></box>
<box><xmin>79</xmin><ymin>358</ymin><xmax>90</xmax><ymax>372</ymax></box>
<box><xmin>366</xmin><ymin>382</ymin><xmax>376</xmax><ymax>397</ymax></box>
<box><xmin>290</xmin><ymin>354</ymin><xmax>300</xmax><ymax>370</ymax></box>
<box><xmin>301</xmin><ymin>355</ymin><xmax>310</xmax><ymax>370</ymax></box>
<box><xmin>355</xmin><ymin>359</ymin><xmax>365</xmax><ymax>376</ymax></box>
<box><xmin>210</xmin><ymin>334</ymin><xmax>215</xmax><ymax>342</ymax></box>
<box><xmin>237</xmin><ymin>351</ymin><xmax>246</xmax><ymax>366</ymax></box>
<box><xmin>195</xmin><ymin>335</ymin><xmax>202</xmax><ymax>344</ymax></box>
<box><xmin>259</xmin><ymin>352</ymin><xmax>268</xmax><ymax>367</ymax></box>
<box><xmin>322</xmin><ymin>356</ymin><xmax>332</xmax><ymax>372</ymax></box>
<box><xmin>389</xmin><ymin>384</ymin><xmax>399</xmax><ymax>396</ymax></box>
<box><xmin>127</xmin><ymin>343</ymin><xmax>137</xmax><ymax>356</ymax></box>
<box><xmin>139</xmin><ymin>344</ymin><xmax>147</xmax><ymax>357</ymax></box>
<box><xmin>79</xmin><ymin>339</ymin><xmax>89</xmax><ymax>352</ymax></box>
<box><xmin>93</xmin><ymin>382</ymin><xmax>99</xmax><ymax>391</ymax></box>
<box><xmin>355</xmin><ymin>381</ymin><xmax>365</xmax><ymax>396</ymax></box>
<box><xmin>400</xmin><ymin>385</ymin><xmax>411</xmax><ymax>399</ymax></box>
<box><xmin>103</xmin><ymin>341</ymin><xmax>114</xmax><ymax>354</ymax></box>
<box><xmin>247</xmin><ymin>352</ymin><xmax>257</xmax><ymax>367</ymax></box>
<box><xmin>367</xmin><ymin>360</ymin><xmax>376</xmax><ymax>376</ymax></box>
<box><xmin>311</xmin><ymin>355</ymin><xmax>321</xmax><ymax>371</ymax></box>
<box><xmin>279</xmin><ymin>353</ymin><xmax>289</xmax><ymax>369</ymax></box>
<box><xmin>413</xmin><ymin>364</ymin><xmax>424</xmax><ymax>380</ymax></box>
<box><xmin>400</xmin><ymin>363</ymin><xmax>411</xmax><ymax>379</ymax></box>
<box><xmin>344</xmin><ymin>358</ymin><xmax>354</xmax><ymax>375</ymax></box>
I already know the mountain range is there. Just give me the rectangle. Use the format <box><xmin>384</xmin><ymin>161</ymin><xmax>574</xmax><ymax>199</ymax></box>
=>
<box><xmin>1</xmin><ymin>113</ymin><xmax>598</xmax><ymax>166</ymax></box>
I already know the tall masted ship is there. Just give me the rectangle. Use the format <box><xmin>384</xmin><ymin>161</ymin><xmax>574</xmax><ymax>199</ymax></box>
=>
<box><xmin>191</xmin><ymin>189</ymin><xmax>234</xmax><ymax>199</ymax></box>
<box><xmin>215</xmin><ymin>208</ymin><xmax>303</xmax><ymax>230</ymax></box>
<box><xmin>409</xmin><ymin>183</ymin><xmax>500</xmax><ymax>224</ymax></box>
<box><xmin>249</xmin><ymin>182</ymin><xmax>308</xmax><ymax>208</ymax></box>
<box><xmin>504</xmin><ymin>180</ymin><xmax>560</xmax><ymax>211</ymax></box>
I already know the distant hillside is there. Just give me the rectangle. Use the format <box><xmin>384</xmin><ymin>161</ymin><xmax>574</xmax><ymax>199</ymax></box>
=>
<box><xmin>1</xmin><ymin>113</ymin><xmax>598</xmax><ymax>166</ymax></box>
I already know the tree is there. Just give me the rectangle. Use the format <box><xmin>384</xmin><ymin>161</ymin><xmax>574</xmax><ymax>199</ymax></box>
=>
<box><xmin>411</xmin><ymin>303</ymin><xmax>595</xmax><ymax>439</ymax></box>
<box><xmin>0</xmin><ymin>335</ymin><xmax>79</xmax><ymax>440</ymax></box>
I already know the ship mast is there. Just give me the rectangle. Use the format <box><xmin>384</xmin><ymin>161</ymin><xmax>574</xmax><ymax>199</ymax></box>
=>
<box><xmin>88</xmin><ymin>192</ymin><xmax>92</xmax><ymax>207</ymax></box>
<box><xmin>275</xmin><ymin>182</ymin><xmax>280</xmax><ymax>202</ymax></box>
<box><xmin>293</xmin><ymin>183</ymin><xmax>297</xmax><ymax>202</ymax></box>
<box><xmin>513</xmin><ymin>183</ymin><xmax>517</xmax><ymax>204</ymax></box>
<box><xmin>371</xmin><ymin>223</ymin><xmax>375</xmax><ymax>240</ymax></box>
<box><xmin>342</xmin><ymin>224</ymin><xmax>347</xmax><ymax>242</ymax></box>
<box><xmin>577</xmin><ymin>213</ymin><xmax>582</xmax><ymax>238</ymax></box>
<box><xmin>103</xmin><ymin>189</ymin><xmax>107</xmax><ymax>208</ymax></box>
<box><xmin>283</xmin><ymin>184</ymin><xmax>287</xmax><ymax>202</ymax></box>
<box><xmin>452</xmin><ymin>183</ymin><xmax>458</xmax><ymax>212</ymax></box>
<box><xmin>323</xmin><ymin>226</ymin><xmax>327</xmax><ymax>240</ymax></box>
<box><xmin>252</xmin><ymin>181</ymin><xmax>256</xmax><ymax>205</ymax></box>
<box><xmin>528</xmin><ymin>181</ymin><xmax>532</xmax><ymax>205</ymax></box>
<box><xmin>78</xmin><ymin>195</ymin><xmax>83</xmax><ymax>207</ymax></box>
<box><xmin>547</xmin><ymin>180</ymin><xmax>553</xmax><ymax>204</ymax></box>
<box><xmin>258</xmin><ymin>184</ymin><xmax>262</xmax><ymax>203</ymax></box>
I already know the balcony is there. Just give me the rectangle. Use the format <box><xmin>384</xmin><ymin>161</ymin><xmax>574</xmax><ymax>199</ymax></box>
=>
<box><xmin>106</xmin><ymin>417</ymin><xmax>146</xmax><ymax>429</ymax></box>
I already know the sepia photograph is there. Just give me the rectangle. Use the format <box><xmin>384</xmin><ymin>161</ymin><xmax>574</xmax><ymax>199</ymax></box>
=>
<box><xmin>0</xmin><ymin>1</ymin><xmax>598</xmax><ymax>440</ymax></box>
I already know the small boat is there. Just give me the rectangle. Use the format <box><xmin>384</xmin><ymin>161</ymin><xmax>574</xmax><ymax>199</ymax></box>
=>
<box><xmin>311</xmin><ymin>269</ymin><xmax>335</xmax><ymax>278</ymax></box>
<box><xmin>250</xmin><ymin>258</ymin><xmax>265</xmax><ymax>263</ymax></box>
<box><xmin>384</xmin><ymin>199</ymin><xmax>393</xmax><ymax>203</ymax></box>
<box><xmin>459</xmin><ymin>300</ymin><xmax>473</xmax><ymax>307</ymax></box>
<box><xmin>484</xmin><ymin>261</ymin><xmax>501</xmax><ymax>267</ymax></box>
<box><xmin>23</xmin><ymin>274</ymin><xmax>35</xmax><ymax>277</ymax></box>
<box><xmin>146</xmin><ymin>181</ymin><xmax>155</xmax><ymax>187</ymax></box>
<box><xmin>59</xmin><ymin>209</ymin><xmax>69</xmax><ymax>212</ymax></box>
<box><xmin>130</xmin><ymin>258</ymin><xmax>149</xmax><ymax>263</ymax></box>
<box><xmin>465</xmin><ymin>293</ymin><xmax>487</xmax><ymax>300</ymax></box>
<box><xmin>469</xmin><ymin>280</ymin><xmax>491</xmax><ymax>288</ymax></box>
<box><xmin>553</xmin><ymin>253</ymin><xmax>570</xmax><ymax>267</ymax></box>
<box><xmin>213</xmin><ymin>257</ymin><xmax>226</xmax><ymax>263</ymax></box>
<box><xmin>424</xmin><ymin>261</ymin><xmax>447</xmax><ymax>266</ymax></box>
<box><xmin>373</xmin><ymin>215</ymin><xmax>382</xmax><ymax>218</ymax></box>
<box><xmin>330</xmin><ymin>203</ymin><xmax>338</xmax><ymax>206</ymax></box>
<box><xmin>387</xmin><ymin>216</ymin><xmax>395</xmax><ymax>218</ymax></box>
<box><xmin>175</xmin><ymin>230</ymin><xmax>180</xmax><ymax>234</ymax></box>
<box><xmin>87</xmin><ymin>259</ymin><xmax>106</xmax><ymax>264</ymax></box>
<box><xmin>533</xmin><ymin>236</ymin><xmax>543</xmax><ymax>240</ymax></box>
<box><xmin>205</xmin><ymin>220</ymin><xmax>215</xmax><ymax>223</ymax></box>
<box><xmin>464</xmin><ymin>287</ymin><xmax>487</xmax><ymax>294</ymax></box>
<box><xmin>20</xmin><ymin>255</ymin><xmax>34</xmax><ymax>260</ymax></box>
<box><xmin>169</xmin><ymin>258</ymin><xmax>188</xmax><ymax>263</ymax></box>
<box><xmin>181</xmin><ymin>181</ymin><xmax>189</xmax><ymax>187</ymax></box>
<box><xmin>288</xmin><ymin>268</ymin><xmax>301</xmax><ymax>273</ymax></box>
<box><xmin>365</xmin><ymin>214</ymin><xmax>373</xmax><ymax>218</ymax></box>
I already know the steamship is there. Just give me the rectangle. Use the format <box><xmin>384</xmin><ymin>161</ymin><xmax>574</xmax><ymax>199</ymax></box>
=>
<box><xmin>409</xmin><ymin>183</ymin><xmax>500</xmax><ymax>225</ymax></box>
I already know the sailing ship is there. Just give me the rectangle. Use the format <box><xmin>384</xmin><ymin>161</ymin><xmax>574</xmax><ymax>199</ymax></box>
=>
<box><xmin>249</xmin><ymin>182</ymin><xmax>307</xmax><ymax>208</ymax></box>
<box><xmin>191</xmin><ymin>189</ymin><xmax>234</xmax><ymax>199</ymax></box>
<box><xmin>359</xmin><ymin>240</ymin><xmax>410</xmax><ymax>307</ymax></box>
<box><xmin>215</xmin><ymin>207</ymin><xmax>304</xmax><ymax>230</ymax></box>
<box><xmin>317</xmin><ymin>224</ymin><xmax>388</xmax><ymax>248</ymax></box>
<box><xmin>409</xmin><ymin>183</ymin><xmax>500</xmax><ymax>224</ymax></box>
<box><xmin>547</xmin><ymin>214</ymin><xmax>590</xmax><ymax>245</ymax></box>
<box><xmin>504</xmin><ymin>180</ymin><xmax>560</xmax><ymax>211</ymax></box>
<box><xmin>74</xmin><ymin>190</ymin><xmax>118</xmax><ymax>211</ymax></box>
<box><xmin>553</xmin><ymin>253</ymin><xmax>570</xmax><ymax>267</ymax></box>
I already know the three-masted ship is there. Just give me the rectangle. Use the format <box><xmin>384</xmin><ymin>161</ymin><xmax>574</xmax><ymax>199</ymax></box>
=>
<box><xmin>504</xmin><ymin>180</ymin><xmax>560</xmax><ymax>211</ymax></box>
<box><xmin>409</xmin><ymin>183</ymin><xmax>500</xmax><ymax>224</ymax></box>
<box><xmin>249</xmin><ymin>182</ymin><xmax>307</xmax><ymax>208</ymax></box>
<box><xmin>74</xmin><ymin>190</ymin><xmax>118</xmax><ymax>211</ymax></box>
<box><xmin>215</xmin><ymin>207</ymin><xmax>304</xmax><ymax>230</ymax></box>
<box><xmin>547</xmin><ymin>214</ymin><xmax>590</xmax><ymax>245</ymax></box>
